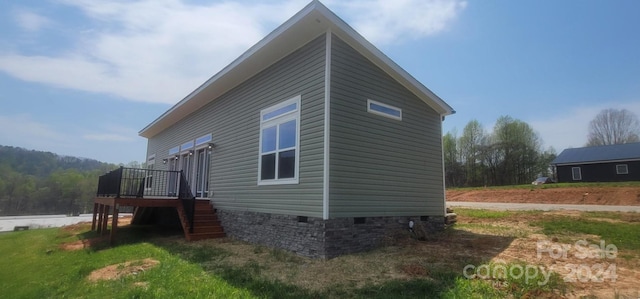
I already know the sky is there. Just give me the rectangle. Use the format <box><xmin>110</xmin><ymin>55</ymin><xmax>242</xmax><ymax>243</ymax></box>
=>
<box><xmin>1</xmin><ymin>0</ymin><xmax>639</xmax><ymax>164</ymax></box>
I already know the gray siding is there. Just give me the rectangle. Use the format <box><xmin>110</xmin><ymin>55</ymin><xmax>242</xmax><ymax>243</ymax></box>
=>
<box><xmin>329</xmin><ymin>35</ymin><xmax>445</xmax><ymax>218</ymax></box>
<box><xmin>146</xmin><ymin>34</ymin><xmax>326</xmax><ymax>217</ymax></box>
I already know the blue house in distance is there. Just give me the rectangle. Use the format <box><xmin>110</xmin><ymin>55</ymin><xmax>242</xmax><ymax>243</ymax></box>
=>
<box><xmin>551</xmin><ymin>143</ymin><xmax>640</xmax><ymax>183</ymax></box>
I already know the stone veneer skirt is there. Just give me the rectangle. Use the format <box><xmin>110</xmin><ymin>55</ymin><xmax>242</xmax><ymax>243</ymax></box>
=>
<box><xmin>216</xmin><ymin>209</ymin><xmax>445</xmax><ymax>259</ymax></box>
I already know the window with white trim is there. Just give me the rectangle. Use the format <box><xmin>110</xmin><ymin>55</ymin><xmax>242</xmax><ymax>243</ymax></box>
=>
<box><xmin>367</xmin><ymin>99</ymin><xmax>402</xmax><ymax>120</ymax></box>
<box><xmin>572</xmin><ymin>167</ymin><xmax>582</xmax><ymax>181</ymax></box>
<box><xmin>616</xmin><ymin>164</ymin><xmax>628</xmax><ymax>175</ymax></box>
<box><xmin>258</xmin><ymin>96</ymin><xmax>300</xmax><ymax>185</ymax></box>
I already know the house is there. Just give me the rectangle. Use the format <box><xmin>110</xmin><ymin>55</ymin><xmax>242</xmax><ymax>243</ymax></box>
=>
<box><xmin>551</xmin><ymin>143</ymin><xmax>640</xmax><ymax>183</ymax></box>
<box><xmin>137</xmin><ymin>1</ymin><xmax>455</xmax><ymax>258</ymax></box>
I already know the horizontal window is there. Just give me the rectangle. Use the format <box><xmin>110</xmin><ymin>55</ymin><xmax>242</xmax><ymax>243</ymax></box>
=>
<box><xmin>367</xmin><ymin>99</ymin><xmax>402</xmax><ymax>120</ymax></box>
<box><xmin>169</xmin><ymin>146</ymin><xmax>180</xmax><ymax>155</ymax></box>
<box><xmin>180</xmin><ymin>140</ymin><xmax>194</xmax><ymax>152</ymax></box>
<box><xmin>262</xmin><ymin>102</ymin><xmax>297</xmax><ymax>121</ymax></box>
<box><xmin>195</xmin><ymin>134</ymin><xmax>212</xmax><ymax>146</ymax></box>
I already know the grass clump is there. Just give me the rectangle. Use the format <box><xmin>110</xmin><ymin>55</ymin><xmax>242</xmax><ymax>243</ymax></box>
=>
<box><xmin>455</xmin><ymin>209</ymin><xmax>512</xmax><ymax>219</ymax></box>
<box><xmin>532</xmin><ymin>217</ymin><xmax>640</xmax><ymax>251</ymax></box>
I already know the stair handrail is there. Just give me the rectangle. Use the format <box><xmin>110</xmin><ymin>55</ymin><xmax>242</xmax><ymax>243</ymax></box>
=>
<box><xmin>178</xmin><ymin>170</ymin><xmax>196</xmax><ymax>234</ymax></box>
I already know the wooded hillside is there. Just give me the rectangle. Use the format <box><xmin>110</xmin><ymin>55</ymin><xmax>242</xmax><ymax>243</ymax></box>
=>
<box><xmin>0</xmin><ymin>145</ymin><xmax>118</xmax><ymax>216</ymax></box>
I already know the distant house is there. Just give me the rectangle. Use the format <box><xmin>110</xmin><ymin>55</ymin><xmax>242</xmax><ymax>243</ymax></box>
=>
<box><xmin>138</xmin><ymin>1</ymin><xmax>455</xmax><ymax>258</ymax></box>
<box><xmin>551</xmin><ymin>143</ymin><xmax>640</xmax><ymax>183</ymax></box>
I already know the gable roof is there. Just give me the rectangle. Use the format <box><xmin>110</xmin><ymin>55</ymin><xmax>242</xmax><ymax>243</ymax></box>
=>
<box><xmin>139</xmin><ymin>0</ymin><xmax>454</xmax><ymax>138</ymax></box>
<box><xmin>551</xmin><ymin>142</ymin><xmax>640</xmax><ymax>165</ymax></box>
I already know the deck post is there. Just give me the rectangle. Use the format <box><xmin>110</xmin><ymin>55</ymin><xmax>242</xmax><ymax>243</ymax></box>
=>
<box><xmin>101</xmin><ymin>205</ymin><xmax>110</xmax><ymax>236</ymax></box>
<box><xmin>97</xmin><ymin>204</ymin><xmax>104</xmax><ymax>233</ymax></box>
<box><xmin>91</xmin><ymin>202</ymin><xmax>98</xmax><ymax>231</ymax></box>
<box><xmin>110</xmin><ymin>204</ymin><xmax>119</xmax><ymax>245</ymax></box>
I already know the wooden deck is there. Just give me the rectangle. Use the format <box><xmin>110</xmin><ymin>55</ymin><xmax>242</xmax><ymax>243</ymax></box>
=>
<box><xmin>91</xmin><ymin>197</ymin><xmax>225</xmax><ymax>244</ymax></box>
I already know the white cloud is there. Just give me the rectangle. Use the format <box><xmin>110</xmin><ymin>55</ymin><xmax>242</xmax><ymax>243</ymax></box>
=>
<box><xmin>529</xmin><ymin>101</ymin><xmax>640</xmax><ymax>152</ymax></box>
<box><xmin>0</xmin><ymin>0</ymin><xmax>465</xmax><ymax>104</ymax></box>
<box><xmin>329</xmin><ymin>0</ymin><xmax>467</xmax><ymax>44</ymax></box>
<box><xmin>82</xmin><ymin>125</ymin><xmax>137</xmax><ymax>142</ymax></box>
<box><xmin>0</xmin><ymin>114</ymin><xmax>66</xmax><ymax>148</ymax></box>
<box><xmin>14</xmin><ymin>10</ymin><xmax>52</xmax><ymax>31</ymax></box>
<box><xmin>83</xmin><ymin>133</ymin><xmax>134</xmax><ymax>142</ymax></box>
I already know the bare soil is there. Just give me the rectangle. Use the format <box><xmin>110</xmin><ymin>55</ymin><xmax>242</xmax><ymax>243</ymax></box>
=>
<box><xmin>447</xmin><ymin>186</ymin><xmax>640</xmax><ymax>206</ymax></box>
<box><xmin>59</xmin><ymin>216</ymin><xmax>132</xmax><ymax>251</ymax></box>
<box><xmin>87</xmin><ymin>258</ymin><xmax>160</xmax><ymax>282</ymax></box>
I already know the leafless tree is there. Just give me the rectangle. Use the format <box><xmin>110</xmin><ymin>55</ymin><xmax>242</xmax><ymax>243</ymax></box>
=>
<box><xmin>586</xmin><ymin>108</ymin><xmax>640</xmax><ymax>146</ymax></box>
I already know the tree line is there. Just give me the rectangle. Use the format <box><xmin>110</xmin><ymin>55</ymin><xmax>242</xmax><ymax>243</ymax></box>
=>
<box><xmin>0</xmin><ymin>145</ymin><xmax>121</xmax><ymax>216</ymax></box>
<box><xmin>443</xmin><ymin>116</ymin><xmax>556</xmax><ymax>188</ymax></box>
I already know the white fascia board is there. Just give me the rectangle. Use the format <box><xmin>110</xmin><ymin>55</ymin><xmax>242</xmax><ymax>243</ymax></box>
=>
<box><xmin>315</xmin><ymin>4</ymin><xmax>455</xmax><ymax>116</ymax></box>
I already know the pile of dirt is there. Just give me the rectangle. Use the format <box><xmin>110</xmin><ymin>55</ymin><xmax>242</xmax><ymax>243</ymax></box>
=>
<box><xmin>447</xmin><ymin>187</ymin><xmax>640</xmax><ymax>205</ymax></box>
<box><xmin>87</xmin><ymin>258</ymin><xmax>160</xmax><ymax>282</ymax></box>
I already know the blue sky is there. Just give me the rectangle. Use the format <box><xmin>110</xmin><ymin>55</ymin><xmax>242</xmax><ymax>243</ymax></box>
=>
<box><xmin>1</xmin><ymin>0</ymin><xmax>639</xmax><ymax>164</ymax></box>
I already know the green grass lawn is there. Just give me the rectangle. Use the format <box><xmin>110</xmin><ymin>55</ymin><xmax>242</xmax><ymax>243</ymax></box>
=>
<box><xmin>447</xmin><ymin>181</ymin><xmax>640</xmax><ymax>191</ymax></box>
<box><xmin>0</xmin><ymin>223</ymin><xmax>549</xmax><ymax>299</ymax></box>
<box><xmin>532</xmin><ymin>215</ymin><xmax>640</xmax><ymax>251</ymax></box>
<box><xmin>13</xmin><ymin>210</ymin><xmax>636</xmax><ymax>298</ymax></box>
<box><xmin>0</xmin><ymin>226</ymin><xmax>254</xmax><ymax>299</ymax></box>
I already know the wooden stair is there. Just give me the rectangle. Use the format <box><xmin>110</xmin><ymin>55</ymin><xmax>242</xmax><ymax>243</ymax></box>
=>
<box><xmin>177</xmin><ymin>199</ymin><xmax>226</xmax><ymax>241</ymax></box>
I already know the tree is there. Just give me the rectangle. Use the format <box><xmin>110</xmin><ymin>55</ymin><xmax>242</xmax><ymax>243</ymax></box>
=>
<box><xmin>443</xmin><ymin>131</ymin><xmax>464</xmax><ymax>187</ymax></box>
<box><xmin>492</xmin><ymin>116</ymin><xmax>542</xmax><ymax>185</ymax></box>
<box><xmin>586</xmin><ymin>108</ymin><xmax>640</xmax><ymax>146</ymax></box>
<box><xmin>459</xmin><ymin>120</ymin><xmax>485</xmax><ymax>186</ymax></box>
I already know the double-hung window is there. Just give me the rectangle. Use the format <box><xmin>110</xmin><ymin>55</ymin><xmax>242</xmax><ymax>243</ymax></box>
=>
<box><xmin>259</xmin><ymin>96</ymin><xmax>300</xmax><ymax>185</ymax></box>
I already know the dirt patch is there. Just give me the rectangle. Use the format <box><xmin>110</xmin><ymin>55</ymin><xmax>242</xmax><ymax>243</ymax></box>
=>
<box><xmin>447</xmin><ymin>187</ymin><xmax>640</xmax><ymax>206</ymax></box>
<box><xmin>59</xmin><ymin>216</ymin><xmax>133</xmax><ymax>251</ymax></box>
<box><xmin>87</xmin><ymin>258</ymin><xmax>160</xmax><ymax>282</ymax></box>
<box><xmin>60</xmin><ymin>237</ymin><xmax>109</xmax><ymax>251</ymax></box>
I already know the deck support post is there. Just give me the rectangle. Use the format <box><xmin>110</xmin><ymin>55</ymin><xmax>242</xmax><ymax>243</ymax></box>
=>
<box><xmin>101</xmin><ymin>205</ymin><xmax>110</xmax><ymax>236</ymax></box>
<box><xmin>96</xmin><ymin>204</ymin><xmax>104</xmax><ymax>233</ymax></box>
<box><xmin>91</xmin><ymin>202</ymin><xmax>99</xmax><ymax>231</ymax></box>
<box><xmin>110</xmin><ymin>204</ymin><xmax>119</xmax><ymax>245</ymax></box>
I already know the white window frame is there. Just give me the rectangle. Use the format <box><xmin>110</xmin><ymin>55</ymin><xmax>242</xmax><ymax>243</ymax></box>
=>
<box><xmin>367</xmin><ymin>99</ymin><xmax>402</xmax><ymax>121</ymax></box>
<box><xmin>258</xmin><ymin>96</ymin><xmax>301</xmax><ymax>185</ymax></box>
<box><xmin>616</xmin><ymin>164</ymin><xmax>628</xmax><ymax>175</ymax></box>
<box><xmin>572</xmin><ymin>167</ymin><xmax>582</xmax><ymax>181</ymax></box>
<box><xmin>194</xmin><ymin>141</ymin><xmax>211</xmax><ymax>198</ymax></box>
<box><xmin>145</xmin><ymin>154</ymin><xmax>155</xmax><ymax>190</ymax></box>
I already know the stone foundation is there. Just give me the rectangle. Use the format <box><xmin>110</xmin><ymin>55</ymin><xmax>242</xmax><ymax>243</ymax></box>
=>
<box><xmin>216</xmin><ymin>209</ymin><xmax>445</xmax><ymax>259</ymax></box>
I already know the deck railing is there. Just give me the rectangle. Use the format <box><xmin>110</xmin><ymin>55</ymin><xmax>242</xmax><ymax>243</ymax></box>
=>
<box><xmin>96</xmin><ymin>166</ymin><xmax>197</xmax><ymax>232</ymax></box>
<box><xmin>97</xmin><ymin>167</ymin><xmax>188</xmax><ymax>198</ymax></box>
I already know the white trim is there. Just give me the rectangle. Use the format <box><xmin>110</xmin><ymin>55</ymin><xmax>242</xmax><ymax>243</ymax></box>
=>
<box><xmin>440</xmin><ymin>114</ymin><xmax>447</xmax><ymax>215</ymax></box>
<box><xmin>572</xmin><ymin>167</ymin><xmax>582</xmax><ymax>181</ymax></box>
<box><xmin>322</xmin><ymin>31</ymin><xmax>332</xmax><ymax>220</ymax></box>
<box><xmin>367</xmin><ymin>99</ymin><xmax>402</xmax><ymax>121</ymax></box>
<box><xmin>194</xmin><ymin>146</ymin><xmax>211</xmax><ymax>198</ymax></box>
<box><xmin>257</xmin><ymin>96</ymin><xmax>301</xmax><ymax>185</ymax></box>
<box><xmin>616</xmin><ymin>164</ymin><xmax>628</xmax><ymax>175</ymax></box>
